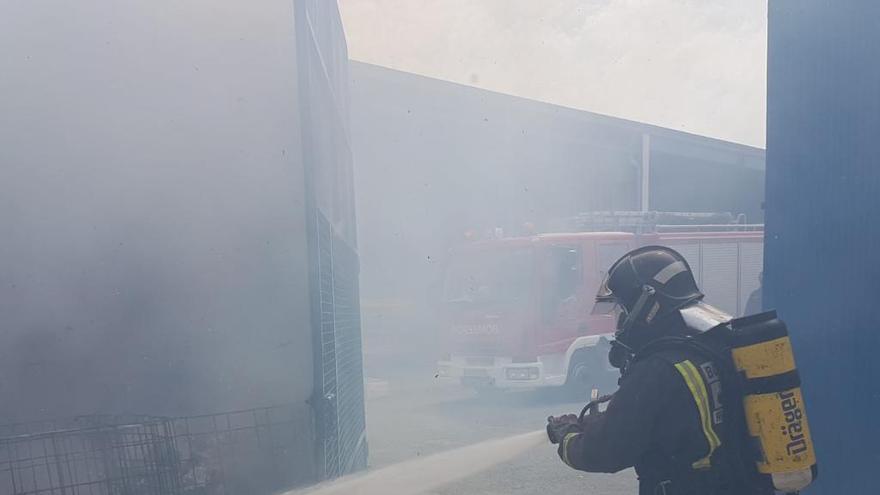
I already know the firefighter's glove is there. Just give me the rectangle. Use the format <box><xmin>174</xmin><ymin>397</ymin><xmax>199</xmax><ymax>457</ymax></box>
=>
<box><xmin>546</xmin><ymin>414</ymin><xmax>581</xmax><ymax>444</ymax></box>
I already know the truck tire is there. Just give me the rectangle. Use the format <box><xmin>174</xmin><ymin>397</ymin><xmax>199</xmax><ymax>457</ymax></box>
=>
<box><xmin>565</xmin><ymin>342</ymin><xmax>618</xmax><ymax>399</ymax></box>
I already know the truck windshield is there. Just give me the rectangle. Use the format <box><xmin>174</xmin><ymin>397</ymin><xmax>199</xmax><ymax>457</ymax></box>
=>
<box><xmin>444</xmin><ymin>248</ymin><xmax>533</xmax><ymax>305</ymax></box>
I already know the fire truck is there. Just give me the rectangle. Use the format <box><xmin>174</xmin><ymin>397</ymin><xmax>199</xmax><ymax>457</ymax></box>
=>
<box><xmin>436</xmin><ymin>212</ymin><xmax>763</xmax><ymax>393</ymax></box>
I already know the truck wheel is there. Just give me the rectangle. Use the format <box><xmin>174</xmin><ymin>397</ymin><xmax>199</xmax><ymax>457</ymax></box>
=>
<box><xmin>565</xmin><ymin>346</ymin><xmax>617</xmax><ymax>399</ymax></box>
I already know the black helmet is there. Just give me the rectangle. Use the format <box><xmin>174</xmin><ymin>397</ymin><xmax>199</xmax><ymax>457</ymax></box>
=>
<box><xmin>593</xmin><ymin>246</ymin><xmax>703</xmax><ymax>339</ymax></box>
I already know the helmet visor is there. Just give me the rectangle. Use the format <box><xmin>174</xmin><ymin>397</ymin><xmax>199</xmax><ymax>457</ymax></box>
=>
<box><xmin>591</xmin><ymin>299</ymin><xmax>618</xmax><ymax>316</ymax></box>
<box><xmin>591</xmin><ymin>272</ymin><xmax>618</xmax><ymax>315</ymax></box>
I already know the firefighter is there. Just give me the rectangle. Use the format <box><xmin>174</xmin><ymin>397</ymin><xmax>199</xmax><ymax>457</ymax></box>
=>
<box><xmin>743</xmin><ymin>271</ymin><xmax>763</xmax><ymax>315</ymax></box>
<box><xmin>547</xmin><ymin>246</ymin><xmax>769</xmax><ymax>495</ymax></box>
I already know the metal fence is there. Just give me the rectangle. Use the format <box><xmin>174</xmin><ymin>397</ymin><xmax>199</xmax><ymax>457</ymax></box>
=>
<box><xmin>311</xmin><ymin>211</ymin><xmax>367</xmax><ymax>480</ymax></box>
<box><xmin>172</xmin><ymin>405</ymin><xmax>306</xmax><ymax>495</ymax></box>
<box><xmin>0</xmin><ymin>418</ymin><xmax>179</xmax><ymax>495</ymax></box>
<box><xmin>0</xmin><ymin>405</ymin><xmax>309</xmax><ymax>495</ymax></box>
<box><xmin>295</xmin><ymin>0</ymin><xmax>367</xmax><ymax>481</ymax></box>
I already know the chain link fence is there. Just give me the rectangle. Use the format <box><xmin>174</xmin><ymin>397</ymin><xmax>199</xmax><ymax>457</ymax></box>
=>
<box><xmin>0</xmin><ymin>405</ymin><xmax>310</xmax><ymax>495</ymax></box>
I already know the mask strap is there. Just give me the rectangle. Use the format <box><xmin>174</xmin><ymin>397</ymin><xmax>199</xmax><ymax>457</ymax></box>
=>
<box><xmin>619</xmin><ymin>285</ymin><xmax>656</xmax><ymax>334</ymax></box>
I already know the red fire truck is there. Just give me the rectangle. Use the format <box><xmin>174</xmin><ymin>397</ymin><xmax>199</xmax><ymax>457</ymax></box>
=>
<box><xmin>436</xmin><ymin>212</ymin><xmax>763</xmax><ymax>393</ymax></box>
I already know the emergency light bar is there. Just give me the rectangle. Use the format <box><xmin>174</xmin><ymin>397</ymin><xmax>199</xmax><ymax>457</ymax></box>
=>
<box><xmin>568</xmin><ymin>211</ymin><xmax>758</xmax><ymax>234</ymax></box>
<box><xmin>654</xmin><ymin>224</ymin><xmax>764</xmax><ymax>233</ymax></box>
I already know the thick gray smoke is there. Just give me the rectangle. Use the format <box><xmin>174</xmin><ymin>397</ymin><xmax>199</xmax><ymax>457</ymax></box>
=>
<box><xmin>0</xmin><ymin>0</ymin><xmax>311</xmax><ymax>420</ymax></box>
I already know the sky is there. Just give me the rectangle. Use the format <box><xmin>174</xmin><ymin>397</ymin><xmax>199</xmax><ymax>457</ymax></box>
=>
<box><xmin>338</xmin><ymin>0</ymin><xmax>768</xmax><ymax>147</ymax></box>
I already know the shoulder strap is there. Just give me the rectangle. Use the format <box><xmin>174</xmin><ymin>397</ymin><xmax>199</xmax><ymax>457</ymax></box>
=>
<box><xmin>639</xmin><ymin>341</ymin><xmax>723</xmax><ymax>471</ymax></box>
<box><xmin>638</xmin><ymin>336</ymin><xmax>759</xmax><ymax>491</ymax></box>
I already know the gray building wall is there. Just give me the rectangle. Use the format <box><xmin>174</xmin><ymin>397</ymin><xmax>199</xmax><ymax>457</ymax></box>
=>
<box><xmin>349</xmin><ymin>62</ymin><xmax>765</xmax><ymax>335</ymax></box>
<box><xmin>1</xmin><ymin>0</ymin><xmax>312</xmax><ymax>420</ymax></box>
<box><xmin>765</xmin><ymin>1</ymin><xmax>880</xmax><ymax>492</ymax></box>
<box><xmin>0</xmin><ymin>0</ymin><xmax>362</xmax><ymax>486</ymax></box>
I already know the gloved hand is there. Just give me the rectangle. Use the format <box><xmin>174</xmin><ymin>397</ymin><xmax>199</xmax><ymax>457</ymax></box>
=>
<box><xmin>546</xmin><ymin>414</ymin><xmax>581</xmax><ymax>444</ymax></box>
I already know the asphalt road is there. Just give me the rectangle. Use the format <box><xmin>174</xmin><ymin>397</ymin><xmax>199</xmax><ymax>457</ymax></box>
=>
<box><xmin>363</xmin><ymin>366</ymin><xmax>638</xmax><ymax>495</ymax></box>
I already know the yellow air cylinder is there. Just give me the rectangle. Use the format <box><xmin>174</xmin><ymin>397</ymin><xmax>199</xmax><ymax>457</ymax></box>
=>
<box><xmin>729</xmin><ymin>312</ymin><xmax>818</xmax><ymax>493</ymax></box>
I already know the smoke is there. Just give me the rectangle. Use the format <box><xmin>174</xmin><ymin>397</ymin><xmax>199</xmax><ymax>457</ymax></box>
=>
<box><xmin>338</xmin><ymin>0</ymin><xmax>767</xmax><ymax>146</ymax></box>
<box><xmin>0</xmin><ymin>0</ymin><xmax>312</xmax><ymax>420</ymax></box>
<box><xmin>295</xmin><ymin>430</ymin><xmax>546</xmax><ymax>495</ymax></box>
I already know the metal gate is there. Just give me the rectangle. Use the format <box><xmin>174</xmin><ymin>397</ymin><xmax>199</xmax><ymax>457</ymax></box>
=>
<box><xmin>294</xmin><ymin>0</ymin><xmax>365</xmax><ymax>480</ymax></box>
<box><xmin>311</xmin><ymin>210</ymin><xmax>367</xmax><ymax>479</ymax></box>
<box><xmin>0</xmin><ymin>406</ymin><xmax>311</xmax><ymax>495</ymax></box>
<box><xmin>0</xmin><ymin>417</ymin><xmax>180</xmax><ymax>495</ymax></box>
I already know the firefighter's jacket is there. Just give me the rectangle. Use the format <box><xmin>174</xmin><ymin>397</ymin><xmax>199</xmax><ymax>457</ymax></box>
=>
<box><xmin>557</xmin><ymin>334</ymin><xmax>770</xmax><ymax>495</ymax></box>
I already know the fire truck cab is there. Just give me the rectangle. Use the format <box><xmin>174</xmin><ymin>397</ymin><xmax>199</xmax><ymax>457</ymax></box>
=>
<box><xmin>436</xmin><ymin>212</ymin><xmax>763</xmax><ymax>393</ymax></box>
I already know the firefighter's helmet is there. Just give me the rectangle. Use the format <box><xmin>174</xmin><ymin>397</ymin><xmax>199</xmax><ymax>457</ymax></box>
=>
<box><xmin>593</xmin><ymin>246</ymin><xmax>703</xmax><ymax>336</ymax></box>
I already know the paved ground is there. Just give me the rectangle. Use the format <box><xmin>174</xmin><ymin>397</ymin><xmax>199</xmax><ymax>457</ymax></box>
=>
<box><xmin>362</xmin><ymin>357</ymin><xmax>638</xmax><ymax>495</ymax></box>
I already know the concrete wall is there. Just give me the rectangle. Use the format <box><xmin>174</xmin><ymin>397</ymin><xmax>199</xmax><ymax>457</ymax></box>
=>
<box><xmin>0</xmin><ymin>0</ymin><xmax>353</xmax><ymax>483</ymax></box>
<box><xmin>0</xmin><ymin>0</ymin><xmax>315</xmax><ymax>418</ymax></box>
<box><xmin>765</xmin><ymin>1</ymin><xmax>880</xmax><ymax>492</ymax></box>
<box><xmin>0</xmin><ymin>0</ymin><xmax>366</xmax><ymax>488</ymax></box>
